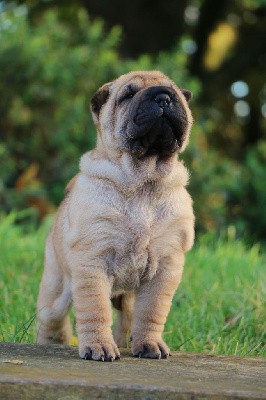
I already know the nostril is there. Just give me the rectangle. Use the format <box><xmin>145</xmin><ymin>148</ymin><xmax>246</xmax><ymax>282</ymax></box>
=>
<box><xmin>154</xmin><ymin>93</ymin><xmax>171</xmax><ymax>108</ymax></box>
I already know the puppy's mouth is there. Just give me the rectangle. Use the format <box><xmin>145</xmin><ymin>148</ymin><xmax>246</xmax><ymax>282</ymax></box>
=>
<box><xmin>124</xmin><ymin>86</ymin><xmax>188</xmax><ymax>159</ymax></box>
<box><xmin>130</xmin><ymin>115</ymin><xmax>181</xmax><ymax>158</ymax></box>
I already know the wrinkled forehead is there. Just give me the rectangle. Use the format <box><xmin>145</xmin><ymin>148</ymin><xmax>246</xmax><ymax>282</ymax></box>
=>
<box><xmin>111</xmin><ymin>71</ymin><xmax>175</xmax><ymax>94</ymax></box>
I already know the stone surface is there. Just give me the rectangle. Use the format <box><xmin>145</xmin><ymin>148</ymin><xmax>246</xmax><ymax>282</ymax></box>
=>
<box><xmin>0</xmin><ymin>343</ymin><xmax>265</xmax><ymax>399</ymax></box>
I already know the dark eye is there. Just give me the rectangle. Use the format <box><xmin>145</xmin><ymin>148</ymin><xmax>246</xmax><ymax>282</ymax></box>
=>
<box><xmin>125</xmin><ymin>93</ymin><xmax>134</xmax><ymax>99</ymax></box>
<box><xmin>120</xmin><ymin>91</ymin><xmax>135</xmax><ymax>103</ymax></box>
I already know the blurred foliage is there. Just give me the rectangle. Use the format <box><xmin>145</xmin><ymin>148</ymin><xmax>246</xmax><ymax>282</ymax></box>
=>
<box><xmin>0</xmin><ymin>7</ymin><xmax>197</xmax><ymax>211</ymax></box>
<box><xmin>13</xmin><ymin>0</ymin><xmax>189</xmax><ymax>57</ymax></box>
<box><xmin>189</xmin><ymin>0</ymin><xmax>266</xmax><ymax>155</ymax></box>
<box><xmin>9</xmin><ymin>0</ymin><xmax>266</xmax><ymax>153</ymax></box>
<box><xmin>0</xmin><ymin>4</ymin><xmax>266</xmax><ymax>241</ymax></box>
<box><xmin>229</xmin><ymin>141</ymin><xmax>266</xmax><ymax>240</ymax></box>
<box><xmin>0</xmin><ymin>7</ymin><xmax>121</xmax><ymax>208</ymax></box>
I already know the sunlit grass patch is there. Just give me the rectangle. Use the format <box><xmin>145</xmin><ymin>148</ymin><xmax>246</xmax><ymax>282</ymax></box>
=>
<box><xmin>165</xmin><ymin>236</ymin><xmax>266</xmax><ymax>356</ymax></box>
<box><xmin>0</xmin><ymin>212</ymin><xmax>51</xmax><ymax>343</ymax></box>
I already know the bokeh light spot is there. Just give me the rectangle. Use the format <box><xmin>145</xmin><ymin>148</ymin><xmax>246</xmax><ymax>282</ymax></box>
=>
<box><xmin>261</xmin><ymin>104</ymin><xmax>266</xmax><ymax>118</ymax></box>
<box><xmin>181</xmin><ymin>39</ymin><xmax>197</xmax><ymax>54</ymax></box>
<box><xmin>204</xmin><ymin>23</ymin><xmax>237</xmax><ymax>70</ymax></box>
<box><xmin>184</xmin><ymin>6</ymin><xmax>200</xmax><ymax>25</ymax></box>
<box><xmin>231</xmin><ymin>81</ymin><xmax>249</xmax><ymax>98</ymax></box>
<box><xmin>234</xmin><ymin>100</ymin><xmax>250</xmax><ymax>117</ymax></box>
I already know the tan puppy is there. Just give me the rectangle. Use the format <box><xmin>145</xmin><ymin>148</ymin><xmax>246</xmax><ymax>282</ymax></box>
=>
<box><xmin>37</xmin><ymin>71</ymin><xmax>194</xmax><ymax>361</ymax></box>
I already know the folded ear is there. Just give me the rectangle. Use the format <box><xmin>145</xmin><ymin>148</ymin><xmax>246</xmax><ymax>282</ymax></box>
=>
<box><xmin>181</xmin><ymin>89</ymin><xmax>192</xmax><ymax>102</ymax></box>
<box><xmin>90</xmin><ymin>82</ymin><xmax>112</xmax><ymax>121</ymax></box>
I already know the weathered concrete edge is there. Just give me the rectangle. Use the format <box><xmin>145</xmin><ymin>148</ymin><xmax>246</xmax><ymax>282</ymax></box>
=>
<box><xmin>1</xmin><ymin>344</ymin><xmax>265</xmax><ymax>400</ymax></box>
<box><xmin>1</xmin><ymin>381</ymin><xmax>264</xmax><ymax>400</ymax></box>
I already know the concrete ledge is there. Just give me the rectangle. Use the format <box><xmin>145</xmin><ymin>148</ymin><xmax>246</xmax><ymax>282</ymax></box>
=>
<box><xmin>0</xmin><ymin>343</ymin><xmax>265</xmax><ymax>399</ymax></box>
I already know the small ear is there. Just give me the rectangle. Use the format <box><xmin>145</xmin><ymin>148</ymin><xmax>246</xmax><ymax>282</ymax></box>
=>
<box><xmin>91</xmin><ymin>82</ymin><xmax>112</xmax><ymax>116</ymax></box>
<box><xmin>181</xmin><ymin>89</ymin><xmax>192</xmax><ymax>102</ymax></box>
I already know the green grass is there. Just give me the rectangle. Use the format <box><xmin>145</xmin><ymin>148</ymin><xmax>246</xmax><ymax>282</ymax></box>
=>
<box><xmin>0</xmin><ymin>213</ymin><xmax>265</xmax><ymax>356</ymax></box>
<box><xmin>165</xmin><ymin>235</ymin><xmax>265</xmax><ymax>356</ymax></box>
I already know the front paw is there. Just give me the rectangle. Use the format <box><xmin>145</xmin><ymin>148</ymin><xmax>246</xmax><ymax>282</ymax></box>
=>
<box><xmin>132</xmin><ymin>339</ymin><xmax>170</xmax><ymax>359</ymax></box>
<box><xmin>79</xmin><ymin>341</ymin><xmax>120</xmax><ymax>362</ymax></box>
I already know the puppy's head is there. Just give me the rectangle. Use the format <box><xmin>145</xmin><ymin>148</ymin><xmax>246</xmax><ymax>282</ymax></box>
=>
<box><xmin>91</xmin><ymin>71</ymin><xmax>193</xmax><ymax>159</ymax></box>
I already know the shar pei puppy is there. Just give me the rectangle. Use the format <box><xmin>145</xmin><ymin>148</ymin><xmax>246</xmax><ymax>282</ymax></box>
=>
<box><xmin>37</xmin><ymin>70</ymin><xmax>195</xmax><ymax>361</ymax></box>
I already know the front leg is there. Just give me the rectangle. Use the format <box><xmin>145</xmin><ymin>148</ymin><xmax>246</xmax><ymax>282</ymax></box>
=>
<box><xmin>72</xmin><ymin>268</ymin><xmax>120</xmax><ymax>361</ymax></box>
<box><xmin>131</xmin><ymin>254</ymin><xmax>184</xmax><ymax>359</ymax></box>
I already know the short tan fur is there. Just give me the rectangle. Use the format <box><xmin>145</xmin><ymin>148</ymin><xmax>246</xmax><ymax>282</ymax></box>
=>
<box><xmin>37</xmin><ymin>71</ymin><xmax>194</xmax><ymax>361</ymax></box>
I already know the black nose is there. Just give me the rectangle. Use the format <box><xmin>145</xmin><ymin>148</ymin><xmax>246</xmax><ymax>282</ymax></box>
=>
<box><xmin>154</xmin><ymin>93</ymin><xmax>171</xmax><ymax>108</ymax></box>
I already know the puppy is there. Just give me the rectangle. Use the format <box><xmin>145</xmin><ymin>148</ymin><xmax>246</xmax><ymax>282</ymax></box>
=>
<box><xmin>37</xmin><ymin>71</ymin><xmax>194</xmax><ymax>361</ymax></box>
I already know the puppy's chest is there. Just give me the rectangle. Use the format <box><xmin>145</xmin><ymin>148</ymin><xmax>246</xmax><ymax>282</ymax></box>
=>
<box><xmin>108</xmin><ymin>198</ymin><xmax>168</xmax><ymax>290</ymax></box>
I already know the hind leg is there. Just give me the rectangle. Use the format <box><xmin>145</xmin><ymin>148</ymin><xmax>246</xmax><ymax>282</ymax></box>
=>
<box><xmin>36</xmin><ymin>235</ymin><xmax>72</xmax><ymax>344</ymax></box>
<box><xmin>112</xmin><ymin>292</ymin><xmax>135</xmax><ymax>347</ymax></box>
